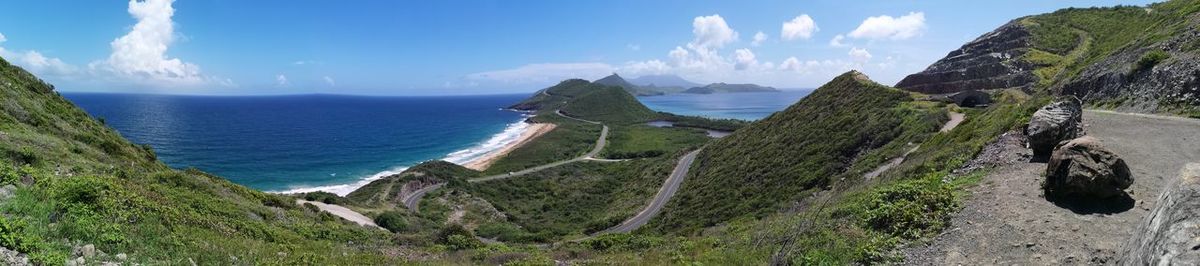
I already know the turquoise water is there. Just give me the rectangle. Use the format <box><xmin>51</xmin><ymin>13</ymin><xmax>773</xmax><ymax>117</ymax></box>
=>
<box><xmin>637</xmin><ymin>90</ymin><xmax>812</xmax><ymax>121</ymax></box>
<box><xmin>65</xmin><ymin>93</ymin><xmax>529</xmax><ymax>195</ymax></box>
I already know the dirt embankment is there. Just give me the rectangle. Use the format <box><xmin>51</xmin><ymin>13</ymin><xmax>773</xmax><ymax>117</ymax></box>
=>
<box><xmin>902</xmin><ymin>110</ymin><xmax>1200</xmax><ymax>265</ymax></box>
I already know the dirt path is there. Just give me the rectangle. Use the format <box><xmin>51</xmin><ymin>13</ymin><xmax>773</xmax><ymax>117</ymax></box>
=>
<box><xmin>865</xmin><ymin>111</ymin><xmax>963</xmax><ymax>179</ymax></box>
<box><xmin>941</xmin><ymin>111</ymin><xmax>965</xmax><ymax>132</ymax></box>
<box><xmin>901</xmin><ymin>110</ymin><xmax>1200</xmax><ymax>265</ymax></box>
<box><xmin>296</xmin><ymin>200</ymin><xmax>382</xmax><ymax>229</ymax></box>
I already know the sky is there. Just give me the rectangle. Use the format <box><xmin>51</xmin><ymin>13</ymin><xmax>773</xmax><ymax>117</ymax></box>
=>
<box><xmin>0</xmin><ymin>0</ymin><xmax>1159</xmax><ymax>96</ymax></box>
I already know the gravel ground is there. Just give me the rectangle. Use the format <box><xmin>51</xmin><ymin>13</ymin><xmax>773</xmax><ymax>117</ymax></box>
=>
<box><xmin>901</xmin><ymin>110</ymin><xmax>1200</xmax><ymax>265</ymax></box>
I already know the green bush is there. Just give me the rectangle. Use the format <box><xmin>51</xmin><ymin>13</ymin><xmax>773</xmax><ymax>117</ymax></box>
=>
<box><xmin>374</xmin><ymin>211</ymin><xmax>409</xmax><ymax>233</ymax></box>
<box><xmin>856</xmin><ymin>173</ymin><xmax>958</xmax><ymax>240</ymax></box>
<box><xmin>303</xmin><ymin>191</ymin><xmax>345</xmax><ymax>205</ymax></box>
<box><xmin>581</xmin><ymin>233</ymin><xmax>664</xmax><ymax>251</ymax></box>
<box><xmin>1135</xmin><ymin>50</ymin><xmax>1170</xmax><ymax>71</ymax></box>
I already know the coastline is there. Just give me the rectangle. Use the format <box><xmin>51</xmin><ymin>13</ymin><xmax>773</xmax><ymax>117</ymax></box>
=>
<box><xmin>462</xmin><ymin>122</ymin><xmax>556</xmax><ymax>171</ymax></box>
<box><xmin>272</xmin><ymin>115</ymin><xmax>551</xmax><ymax>196</ymax></box>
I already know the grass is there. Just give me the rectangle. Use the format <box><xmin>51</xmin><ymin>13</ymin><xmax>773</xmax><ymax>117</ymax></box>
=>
<box><xmin>601</xmin><ymin>125</ymin><xmax>710</xmax><ymax>159</ymax></box>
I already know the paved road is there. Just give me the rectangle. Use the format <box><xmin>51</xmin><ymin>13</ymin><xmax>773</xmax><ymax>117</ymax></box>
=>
<box><xmin>555</xmin><ymin>109</ymin><xmax>601</xmax><ymax>124</ymax></box>
<box><xmin>402</xmin><ymin>183</ymin><xmax>445</xmax><ymax>212</ymax></box>
<box><xmin>597</xmin><ymin>149</ymin><xmax>702</xmax><ymax>234</ymax></box>
<box><xmin>296</xmin><ymin>200</ymin><xmax>384</xmax><ymax>230</ymax></box>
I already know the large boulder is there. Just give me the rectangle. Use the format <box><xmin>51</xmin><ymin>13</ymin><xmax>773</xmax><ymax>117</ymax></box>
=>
<box><xmin>1026</xmin><ymin>98</ymin><xmax>1083</xmax><ymax>157</ymax></box>
<box><xmin>1119</xmin><ymin>163</ymin><xmax>1200</xmax><ymax>265</ymax></box>
<box><xmin>1044</xmin><ymin>136</ymin><xmax>1133</xmax><ymax>198</ymax></box>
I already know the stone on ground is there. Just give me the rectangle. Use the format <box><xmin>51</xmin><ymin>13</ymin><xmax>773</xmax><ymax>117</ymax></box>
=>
<box><xmin>1044</xmin><ymin>136</ymin><xmax>1133</xmax><ymax>198</ymax></box>
<box><xmin>1026</xmin><ymin>98</ymin><xmax>1083</xmax><ymax>157</ymax></box>
<box><xmin>1119</xmin><ymin>163</ymin><xmax>1200</xmax><ymax>265</ymax></box>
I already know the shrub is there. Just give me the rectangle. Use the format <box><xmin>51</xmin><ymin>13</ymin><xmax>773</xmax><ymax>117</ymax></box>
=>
<box><xmin>1135</xmin><ymin>50</ymin><xmax>1169</xmax><ymax>71</ymax></box>
<box><xmin>303</xmin><ymin>191</ymin><xmax>345</xmax><ymax>205</ymax></box>
<box><xmin>581</xmin><ymin>233</ymin><xmax>664</xmax><ymax>251</ymax></box>
<box><xmin>857</xmin><ymin>174</ymin><xmax>958</xmax><ymax>240</ymax></box>
<box><xmin>374</xmin><ymin>211</ymin><xmax>409</xmax><ymax>233</ymax></box>
<box><xmin>436</xmin><ymin>224</ymin><xmax>481</xmax><ymax>250</ymax></box>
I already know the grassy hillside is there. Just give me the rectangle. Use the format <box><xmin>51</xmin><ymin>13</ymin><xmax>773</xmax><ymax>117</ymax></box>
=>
<box><xmin>559</xmin><ymin>86</ymin><xmax>659</xmax><ymax>124</ymax></box>
<box><xmin>651</xmin><ymin>71</ymin><xmax>946</xmax><ymax>234</ymax></box>
<box><xmin>0</xmin><ymin>58</ymin><xmax>395</xmax><ymax>264</ymax></box>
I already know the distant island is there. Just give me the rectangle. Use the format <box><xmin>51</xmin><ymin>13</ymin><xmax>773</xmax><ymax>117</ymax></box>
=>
<box><xmin>682</xmin><ymin>82</ymin><xmax>780</xmax><ymax>94</ymax></box>
<box><xmin>594</xmin><ymin>73</ymin><xmax>778</xmax><ymax>96</ymax></box>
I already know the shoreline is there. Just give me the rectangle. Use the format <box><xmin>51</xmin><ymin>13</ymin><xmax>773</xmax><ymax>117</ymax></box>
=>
<box><xmin>462</xmin><ymin>122</ymin><xmax>556</xmax><ymax>171</ymax></box>
<box><xmin>271</xmin><ymin>115</ymin><xmax>552</xmax><ymax>196</ymax></box>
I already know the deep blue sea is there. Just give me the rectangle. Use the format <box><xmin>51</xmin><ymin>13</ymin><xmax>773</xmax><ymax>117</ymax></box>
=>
<box><xmin>637</xmin><ymin>90</ymin><xmax>812</xmax><ymax>121</ymax></box>
<box><xmin>64</xmin><ymin>93</ymin><xmax>529</xmax><ymax>195</ymax></box>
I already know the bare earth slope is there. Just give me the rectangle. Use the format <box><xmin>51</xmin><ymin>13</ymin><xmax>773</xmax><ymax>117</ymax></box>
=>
<box><xmin>902</xmin><ymin>110</ymin><xmax>1200</xmax><ymax>265</ymax></box>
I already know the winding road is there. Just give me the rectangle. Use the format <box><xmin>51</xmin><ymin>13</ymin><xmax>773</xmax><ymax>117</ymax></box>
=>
<box><xmin>597</xmin><ymin>149</ymin><xmax>702</xmax><ymax>234</ymax></box>
<box><xmin>402</xmin><ymin>183</ymin><xmax>445</xmax><ymax>212</ymax></box>
<box><xmin>466</xmin><ymin>110</ymin><xmax>610</xmax><ymax>183</ymax></box>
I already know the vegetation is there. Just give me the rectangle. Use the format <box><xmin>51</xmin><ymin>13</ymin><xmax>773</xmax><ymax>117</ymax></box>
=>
<box><xmin>463</xmin><ymin>153</ymin><xmax>680</xmax><ymax>241</ymax></box>
<box><xmin>660</xmin><ymin>112</ymin><xmax>749</xmax><ymax>131</ymax></box>
<box><xmin>0</xmin><ymin>57</ymin><xmax>394</xmax><ymax>264</ymax></box>
<box><xmin>1135</xmin><ymin>49</ymin><xmax>1170</xmax><ymax>72</ymax></box>
<box><xmin>601</xmin><ymin>125</ymin><xmax>709</xmax><ymax>159</ymax></box>
<box><xmin>650</xmin><ymin>71</ymin><xmax>946</xmax><ymax>234</ymax></box>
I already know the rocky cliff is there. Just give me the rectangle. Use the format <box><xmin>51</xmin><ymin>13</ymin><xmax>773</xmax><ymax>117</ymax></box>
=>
<box><xmin>897</xmin><ymin>1</ymin><xmax>1200</xmax><ymax>115</ymax></box>
<box><xmin>895</xmin><ymin>20</ymin><xmax>1038</xmax><ymax>94</ymax></box>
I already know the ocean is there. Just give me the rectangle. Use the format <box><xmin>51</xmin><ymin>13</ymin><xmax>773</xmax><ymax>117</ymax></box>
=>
<box><xmin>637</xmin><ymin>90</ymin><xmax>812</xmax><ymax>121</ymax></box>
<box><xmin>64</xmin><ymin>93</ymin><xmax>530</xmax><ymax>195</ymax></box>
<box><xmin>64</xmin><ymin>90</ymin><xmax>810</xmax><ymax>195</ymax></box>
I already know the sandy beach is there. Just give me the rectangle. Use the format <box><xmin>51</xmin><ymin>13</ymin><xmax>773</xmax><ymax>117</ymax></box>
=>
<box><xmin>462</xmin><ymin>122</ymin><xmax>556</xmax><ymax>171</ymax></box>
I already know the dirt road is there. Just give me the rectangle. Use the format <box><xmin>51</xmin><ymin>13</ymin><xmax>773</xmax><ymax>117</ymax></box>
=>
<box><xmin>901</xmin><ymin>110</ymin><xmax>1200</xmax><ymax>265</ymax></box>
<box><xmin>296</xmin><ymin>200</ymin><xmax>382</xmax><ymax>229</ymax></box>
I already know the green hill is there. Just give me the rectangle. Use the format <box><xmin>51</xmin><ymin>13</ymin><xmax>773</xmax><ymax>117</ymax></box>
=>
<box><xmin>594</xmin><ymin>73</ymin><xmax>683</xmax><ymax>96</ymax></box>
<box><xmin>651</xmin><ymin>71</ymin><xmax>946</xmax><ymax>233</ymax></box>
<box><xmin>0</xmin><ymin>57</ymin><xmax>393</xmax><ymax>264</ymax></box>
<box><xmin>511</xmin><ymin>78</ymin><xmax>660</xmax><ymax>125</ymax></box>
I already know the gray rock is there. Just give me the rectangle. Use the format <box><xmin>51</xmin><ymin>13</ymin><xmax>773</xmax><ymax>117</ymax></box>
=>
<box><xmin>1044</xmin><ymin>136</ymin><xmax>1133</xmax><ymax>198</ymax></box>
<box><xmin>115</xmin><ymin>253</ymin><xmax>127</xmax><ymax>261</ymax></box>
<box><xmin>1027</xmin><ymin>98</ymin><xmax>1083</xmax><ymax>157</ymax></box>
<box><xmin>1119</xmin><ymin>163</ymin><xmax>1200</xmax><ymax>265</ymax></box>
<box><xmin>0</xmin><ymin>185</ymin><xmax>14</xmax><ymax>200</ymax></box>
<box><xmin>77</xmin><ymin>244</ymin><xmax>96</xmax><ymax>258</ymax></box>
<box><xmin>895</xmin><ymin>20</ymin><xmax>1038</xmax><ymax>94</ymax></box>
<box><xmin>0</xmin><ymin>247</ymin><xmax>31</xmax><ymax>266</ymax></box>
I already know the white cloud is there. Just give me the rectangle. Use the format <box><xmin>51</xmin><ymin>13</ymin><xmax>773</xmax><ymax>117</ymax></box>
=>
<box><xmin>619</xmin><ymin>60</ymin><xmax>670</xmax><ymax>76</ymax></box>
<box><xmin>275</xmin><ymin>74</ymin><xmax>288</xmax><ymax>87</ymax></box>
<box><xmin>849</xmin><ymin>47</ymin><xmax>872</xmax><ymax>63</ymax></box>
<box><xmin>779</xmin><ymin>57</ymin><xmax>803</xmax><ymax>72</ymax></box>
<box><xmin>627</xmin><ymin>44</ymin><xmax>641</xmax><ymax>51</ymax></box>
<box><xmin>323</xmin><ymin>76</ymin><xmax>336</xmax><ymax>87</ymax></box>
<box><xmin>734</xmin><ymin>49</ymin><xmax>757</xmax><ymax>70</ymax></box>
<box><xmin>466</xmin><ymin>63</ymin><xmax>614</xmax><ymax>85</ymax></box>
<box><xmin>90</xmin><ymin>0</ymin><xmax>224</xmax><ymax>87</ymax></box>
<box><xmin>690</xmin><ymin>14</ymin><xmax>738</xmax><ymax>50</ymax></box>
<box><xmin>829</xmin><ymin>34</ymin><xmax>847</xmax><ymax>47</ymax></box>
<box><xmin>781</xmin><ymin>14</ymin><xmax>818</xmax><ymax>40</ymax></box>
<box><xmin>751</xmin><ymin>31</ymin><xmax>768</xmax><ymax>46</ymax></box>
<box><xmin>848</xmin><ymin>12</ymin><xmax>926</xmax><ymax>40</ymax></box>
<box><xmin>0</xmin><ymin>34</ymin><xmax>78</xmax><ymax>78</ymax></box>
<box><xmin>293</xmin><ymin>60</ymin><xmax>319</xmax><ymax>65</ymax></box>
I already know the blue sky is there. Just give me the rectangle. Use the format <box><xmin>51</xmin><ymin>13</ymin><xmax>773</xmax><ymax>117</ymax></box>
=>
<box><xmin>0</xmin><ymin>0</ymin><xmax>1157</xmax><ymax>95</ymax></box>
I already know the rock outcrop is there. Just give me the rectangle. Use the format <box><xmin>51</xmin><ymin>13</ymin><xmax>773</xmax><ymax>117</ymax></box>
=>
<box><xmin>1119</xmin><ymin>163</ymin><xmax>1200</xmax><ymax>265</ymax></box>
<box><xmin>1026</xmin><ymin>98</ymin><xmax>1084</xmax><ymax>157</ymax></box>
<box><xmin>895</xmin><ymin>20</ymin><xmax>1037</xmax><ymax>94</ymax></box>
<box><xmin>1044</xmin><ymin>136</ymin><xmax>1133</xmax><ymax>198</ymax></box>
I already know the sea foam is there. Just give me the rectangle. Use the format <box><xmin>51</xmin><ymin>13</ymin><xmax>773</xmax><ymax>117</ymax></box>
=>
<box><xmin>271</xmin><ymin>114</ymin><xmax>531</xmax><ymax>196</ymax></box>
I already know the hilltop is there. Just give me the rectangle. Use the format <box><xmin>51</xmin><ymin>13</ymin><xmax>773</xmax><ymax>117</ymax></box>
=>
<box><xmin>897</xmin><ymin>0</ymin><xmax>1200</xmax><ymax>116</ymax></box>
<box><xmin>594</xmin><ymin>74</ymin><xmax>685</xmax><ymax>96</ymax></box>
<box><xmin>510</xmin><ymin>78</ymin><xmax>660</xmax><ymax>124</ymax></box>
